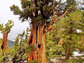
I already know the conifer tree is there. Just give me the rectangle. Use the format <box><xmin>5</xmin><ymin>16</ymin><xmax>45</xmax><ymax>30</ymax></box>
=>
<box><xmin>0</xmin><ymin>20</ymin><xmax>14</xmax><ymax>55</ymax></box>
<box><xmin>13</xmin><ymin>30</ymin><xmax>27</xmax><ymax>62</ymax></box>
<box><xmin>10</xmin><ymin>0</ymin><xmax>73</xmax><ymax>63</ymax></box>
<box><xmin>46</xmin><ymin>10</ymin><xmax>84</xmax><ymax>62</ymax></box>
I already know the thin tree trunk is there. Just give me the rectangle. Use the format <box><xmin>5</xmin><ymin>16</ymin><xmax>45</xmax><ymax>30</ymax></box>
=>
<box><xmin>4</xmin><ymin>32</ymin><xmax>8</xmax><ymax>51</ymax></box>
<box><xmin>2</xmin><ymin>32</ymin><xmax>8</xmax><ymax>55</ymax></box>
<box><xmin>2</xmin><ymin>33</ymin><xmax>5</xmax><ymax>55</ymax></box>
<box><xmin>65</xmin><ymin>49</ymin><xmax>70</xmax><ymax>60</ymax></box>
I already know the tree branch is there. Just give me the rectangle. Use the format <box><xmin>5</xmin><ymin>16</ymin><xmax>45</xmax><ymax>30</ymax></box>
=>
<box><xmin>46</xmin><ymin>9</ymin><xmax>69</xmax><ymax>33</ymax></box>
<box><xmin>50</xmin><ymin>9</ymin><xmax>69</xmax><ymax>24</ymax></box>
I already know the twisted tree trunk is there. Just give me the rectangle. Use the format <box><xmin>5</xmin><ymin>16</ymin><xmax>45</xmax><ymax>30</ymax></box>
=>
<box><xmin>27</xmin><ymin>20</ymin><xmax>47</xmax><ymax>63</ymax></box>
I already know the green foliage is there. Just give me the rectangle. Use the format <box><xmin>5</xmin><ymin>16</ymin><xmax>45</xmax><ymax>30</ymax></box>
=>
<box><xmin>5</xmin><ymin>47</ymin><xmax>15</xmax><ymax>56</ymax></box>
<box><xmin>46</xmin><ymin>31</ymin><xmax>65</xmax><ymax>59</ymax></box>
<box><xmin>27</xmin><ymin>45</ymin><xmax>36</xmax><ymax>53</ymax></box>
<box><xmin>10</xmin><ymin>0</ymin><xmax>71</xmax><ymax>24</ymax></box>
<box><xmin>47</xmin><ymin>45</ymin><xmax>65</xmax><ymax>59</ymax></box>
<box><xmin>0</xmin><ymin>24</ymin><xmax>3</xmax><ymax>31</ymax></box>
<box><xmin>10</xmin><ymin>5</ymin><xmax>22</xmax><ymax>15</ymax></box>
<box><xmin>8</xmin><ymin>0</ymin><xmax>84</xmax><ymax>63</ymax></box>
<box><xmin>0</xmin><ymin>28</ymin><xmax>34</xmax><ymax>63</ymax></box>
<box><xmin>0</xmin><ymin>20</ymin><xmax>14</xmax><ymax>33</ymax></box>
<box><xmin>5</xmin><ymin>20</ymin><xmax>14</xmax><ymax>32</ymax></box>
<box><xmin>29</xmin><ymin>60</ymin><xmax>39</xmax><ymax>63</ymax></box>
<box><xmin>12</xmin><ymin>29</ymin><xmax>29</xmax><ymax>62</ymax></box>
<box><xmin>46</xmin><ymin>10</ymin><xmax>84</xmax><ymax>62</ymax></box>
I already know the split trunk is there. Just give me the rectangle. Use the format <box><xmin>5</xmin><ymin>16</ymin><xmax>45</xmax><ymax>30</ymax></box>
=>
<box><xmin>27</xmin><ymin>20</ymin><xmax>47</xmax><ymax>63</ymax></box>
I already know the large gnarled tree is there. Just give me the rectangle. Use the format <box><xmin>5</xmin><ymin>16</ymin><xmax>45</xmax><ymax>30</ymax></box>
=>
<box><xmin>10</xmin><ymin>0</ymin><xmax>73</xmax><ymax>63</ymax></box>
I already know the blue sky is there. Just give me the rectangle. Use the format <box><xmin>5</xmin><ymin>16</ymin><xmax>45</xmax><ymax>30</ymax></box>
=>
<box><xmin>0</xmin><ymin>0</ymin><xmax>29</xmax><ymax>40</ymax></box>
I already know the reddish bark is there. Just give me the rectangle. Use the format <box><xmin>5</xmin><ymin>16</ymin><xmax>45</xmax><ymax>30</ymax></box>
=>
<box><xmin>65</xmin><ymin>49</ymin><xmax>70</xmax><ymax>60</ymax></box>
<box><xmin>37</xmin><ymin>25</ymin><xmax>46</xmax><ymax>63</ymax></box>
<box><xmin>27</xmin><ymin>20</ymin><xmax>47</xmax><ymax>63</ymax></box>
<box><xmin>27</xmin><ymin>21</ymin><xmax>37</xmax><ymax>62</ymax></box>
<box><xmin>27</xmin><ymin>9</ymin><xmax>68</xmax><ymax>62</ymax></box>
<box><xmin>1</xmin><ymin>32</ymin><xmax>8</xmax><ymax>55</ymax></box>
<box><xmin>37</xmin><ymin>25</ymin><xmax>44</xmax><ymax>62</ymax></box>
<box><xmin>42</xmin><ymin>33</ymin><xmax>46</xmax><ymax>63</ymax></box>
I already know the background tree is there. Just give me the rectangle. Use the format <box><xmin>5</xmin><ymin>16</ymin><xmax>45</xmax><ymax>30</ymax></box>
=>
<box><xmin>46</xmin><ymin>10</ymin><xmax>84</xmax><ymax>62</ymax></box>
<box><xmin>12</xmin><ymin>28</ymin><xmax>29</xmax><ymax>63</ymax></box>
<box><xmin>0</xmin><ymin>20</ymin><xmax>14</xmax><ymax>55</ymax></box>
<box><xmin>58</xmin><ymin>10</ymin><xmax>83</xmax><ymax>60</ymax></box>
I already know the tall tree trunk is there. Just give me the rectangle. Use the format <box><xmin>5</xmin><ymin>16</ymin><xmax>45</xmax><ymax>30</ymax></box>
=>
<box><xmin>27</xmin><ymin>20</ymin><xmax>47</xmax><ymax>63</ymax></box>
<box><xmin>42</xmin><ymin>33</ymin><xmax>46</xmax><ymax>63</ymax></box>
<box><xmin>37</xmin><ymin>25</ymin><xmax>46</xmax><ymax>63</ymax></box>
<box><xmin>27</xmin><ymin>22</ymin><xmax>37</xmax><ymax>62</ymax></box>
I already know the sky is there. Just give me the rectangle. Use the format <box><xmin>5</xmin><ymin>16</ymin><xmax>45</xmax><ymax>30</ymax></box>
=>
<box><xmin>0</xmin><ymin>0</ymin><xmax>29</xmax><ymax>41</ymax></box>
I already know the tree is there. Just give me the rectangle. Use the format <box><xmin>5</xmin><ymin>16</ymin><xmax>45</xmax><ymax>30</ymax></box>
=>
<box><xmin>0</xmin><ymin>28</ymin><xmax>38</xmax><ymax>63</ymax></box>
<box><xmin>46</xmin><ymin>10</ymin><xmax>84</xmax><ymax>62</ymax></box>
<box><xmin>12</xmin><ymin>28</ymin><xmax>39</xmax><ymax>63</ymax></box>
<box><xmin>61</xmin><ymin>10</ymin><xmax>84</xmax><ymax>60</ymax></box>
<box><xmin>10</xmin><ymin>0</ymin><xmax>73</xmax><ymax>63</ymax></box>
<box><xmin>12</xmin><ymin>28</ymin><xmax>29</xmax><ymax>63</ymax></box>
<box><xmin>0</xmin><ymin>20</ymin><xmax>14</xmax><ymax>55</ymax></box>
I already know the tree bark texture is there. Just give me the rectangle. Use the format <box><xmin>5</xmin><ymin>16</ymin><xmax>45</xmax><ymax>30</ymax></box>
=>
<box><xmin>37</xmin><ymin>25</ymin><xmax>46</xmax><ymax>63</ymax></box>
<box><xmin>1</xmin><ymin>32</ymin><xmax>8</xmax><ymax>55</ymax></box>
<box><xmin>27</xmin><ymin>21</ymin><xmax>37</xmax><ymax>61</ymax></box>
<box><xmin>27</xmin><ymin>20</ymin><xmax>47</xmax><ymax>63</ymax></box>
